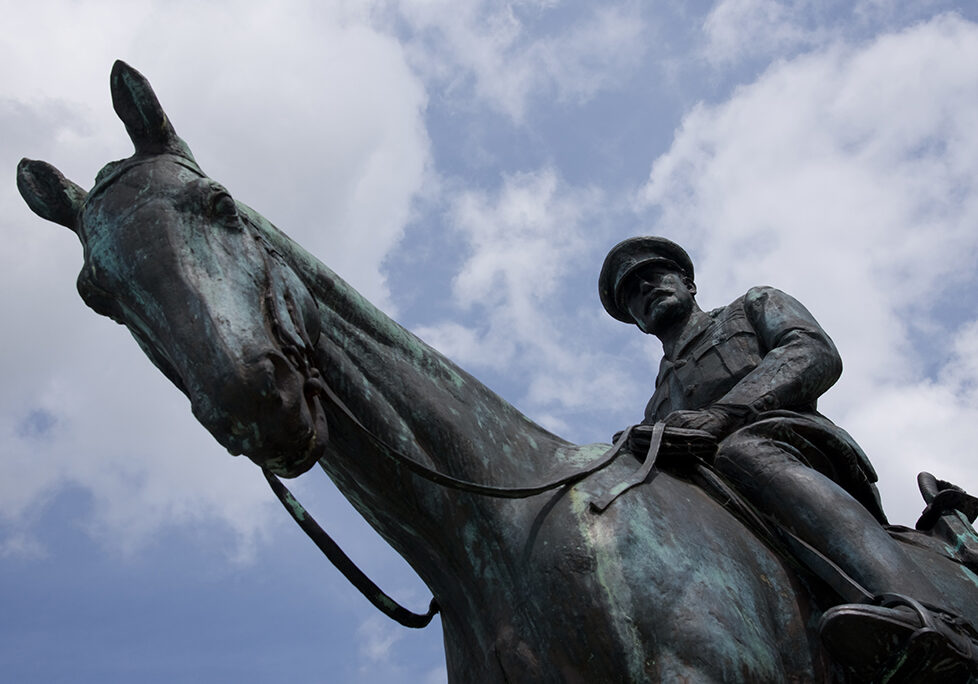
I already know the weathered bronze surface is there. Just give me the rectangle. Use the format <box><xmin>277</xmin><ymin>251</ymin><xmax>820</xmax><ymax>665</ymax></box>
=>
<box><xmin>17</xmin><ymin>62</ymin><xmax>978</xmax><ymax>682</ymax></box>
<box><xmin>601</xmin><ymin>237</ymin><xmax>978</xmax><ymax>680</ymax></box>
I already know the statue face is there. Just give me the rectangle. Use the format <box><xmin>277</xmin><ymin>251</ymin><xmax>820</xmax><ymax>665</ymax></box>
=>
<box><xmin>622</xmin><ymin>265</ymin><xmax>695</xmax><ymax>335</ymax></box>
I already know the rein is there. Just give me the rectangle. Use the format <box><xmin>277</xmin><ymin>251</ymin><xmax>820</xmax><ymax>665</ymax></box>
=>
<box><xmin>262</xmin><ymin>424</ymin><xmax>634</xmax><ymax>628</ymax></box>
<box><xmin>255</xmin><ymin>238</ymin><xmax>634</xmax><ymax>627</ymax></box>
<box><xmin>307</xmin><ymin>376</ymin><xmax>634</xmax><ymax>497</ymax></box>
<box><xmin>243</xmin><ymin>222</ymin><xmax>858</xmax><ymax>633</ymax></box>
<box><xmin>263</xmin><ymin>467</ymin><xmax>441</xmax><ymax>627</ymax></box>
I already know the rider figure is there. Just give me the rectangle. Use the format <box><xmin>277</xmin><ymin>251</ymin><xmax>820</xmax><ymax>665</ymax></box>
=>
<box><xmin>599</xmin><ymin>236</ymin><xmax>978</xmax><ymax>678</ymax></box>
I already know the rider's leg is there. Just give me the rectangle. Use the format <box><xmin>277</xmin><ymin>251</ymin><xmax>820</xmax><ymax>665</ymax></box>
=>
<box><xmin>713</xmin><ymin>426</ymin><xmax>978</xmax><ymax>678</ymax></box>
<box><xmin>713</xmin><ymin>428</ymin><xmax>947</xmax><ymax>606</ymax></box>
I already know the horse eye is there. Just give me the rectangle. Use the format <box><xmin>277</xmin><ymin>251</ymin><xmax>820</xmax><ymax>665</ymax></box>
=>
<box><xmin>77</xmin><ymin>270</ymin><xmax>122</xmax><ymax>322</ymax></box>
<box><xmin>211</xmin><ymin>193</ymin><xmax>237</xmax><ymax>217</ymax></box>
<box><xmin>208</xmin><ymin>191</ymin><xmax>242</xmax><ymax>230</ymax></box>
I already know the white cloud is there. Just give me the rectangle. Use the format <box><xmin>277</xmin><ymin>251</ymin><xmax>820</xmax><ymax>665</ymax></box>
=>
<box><xmin>412</xmin><ymin>168</ymin><xmax>649</xmax><ymax>437</ymax></box>
<box><xmin>846</xmin><ymin>348</ymin><xmax>978</xmax><ymax>524</ymax></box>
<box><xmin>416</xmin><ymin>168</ymin><xmax>595</xmax><ymax>367</ymax></box>
<box><xmin>1</xmin><ymin>1</ymin><xmax>429</xmax><ymax>554</ymax></box>
<box><xmin>639</xmin><ymin>13</ymin><xmax>978</xmax><ymax>522</ymax></box>
<box><xmin>700</xmin><ymin>0</ymin><xmax>966</xmax><ymax>69</ymax></box>
<box><xmin>358</xmin><ymin>615</ymin><xmax>405</xmax><ymax>664</ymax></box>
<box><xmin>391</xmin><ymin>0</ymin><xmax>645</xmax><ymax>121</ymax></box>
<box><xmin>703</xmin><ymin>0</ymin><xmax>813</xmax><ymax>66</ymax></box>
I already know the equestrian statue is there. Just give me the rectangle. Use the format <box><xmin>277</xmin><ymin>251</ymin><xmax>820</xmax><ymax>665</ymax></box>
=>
<box><xmin>17</xmin><ymin>61</ymin><xmax>978</xmax><ymax>682</ymax></box>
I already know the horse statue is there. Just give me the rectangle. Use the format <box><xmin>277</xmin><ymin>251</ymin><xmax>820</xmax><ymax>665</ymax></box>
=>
<box><xmin>17</xmin><ymin>61</ymin><xmax>978</xmax><ymax>682</ymax></box>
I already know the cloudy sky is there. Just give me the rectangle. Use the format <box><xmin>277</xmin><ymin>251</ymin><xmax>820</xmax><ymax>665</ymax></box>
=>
<box><xmin>3</xmin><ymin>1</ymin><xmax>978</xmax><ymax>681</ymax></box>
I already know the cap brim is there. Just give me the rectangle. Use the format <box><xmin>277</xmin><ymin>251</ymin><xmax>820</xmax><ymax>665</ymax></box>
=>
<box><xmin>613</xmin><ymin>257</ymin><xmax>686</xmax><ymax>320</ymax></box>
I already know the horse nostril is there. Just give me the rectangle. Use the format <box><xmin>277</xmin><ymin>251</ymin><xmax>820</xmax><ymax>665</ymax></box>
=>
<box><xmin>237</xmin><ymin>355</ymin><xmax>282</xmax><ymax>405</ymax></box>
<box><xmin>261</xmin><ymin>352</ymin><xmax>303</xmax><ymax>404</ymax></box>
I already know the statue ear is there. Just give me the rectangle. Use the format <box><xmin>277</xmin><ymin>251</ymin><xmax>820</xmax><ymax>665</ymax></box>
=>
<box><xmin>110</xmin><ymin>60</ymin><xmax>195</xmax><ymax>160</ymax></box>
<box><xmin>686</xmin><ymin>278</ymin><xmax>697</xmax><ymax>296</ymax></box>
<box><xmin>17</xmin><ymin>158</ymin><xmax>87</xmax><ymax>231</ymax></box>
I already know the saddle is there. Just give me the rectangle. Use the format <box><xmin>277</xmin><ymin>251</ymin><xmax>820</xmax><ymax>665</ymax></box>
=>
<box><xmin>597</xmin><ymin>425</ymin><xmax>978</xmax><ymax>683</ymax></box>
<box><xmin>599</xmin><ymin>424</ymin><xmax>978</xmax><ymax>579</ymax></box>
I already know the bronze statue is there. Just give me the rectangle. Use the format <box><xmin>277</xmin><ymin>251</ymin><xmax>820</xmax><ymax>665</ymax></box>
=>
<box><xmin>16</xmin><ymin>61</ymin><xmax>978</xmax><ymax>682</ymax></box>
<box><xmin>600</xmin><ymin>236</ymin><xmax>978</xmax><ymax>680</ymax></box>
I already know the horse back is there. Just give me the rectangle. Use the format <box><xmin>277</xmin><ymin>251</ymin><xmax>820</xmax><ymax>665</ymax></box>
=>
<box><xmin>439</xmin><ymin>449</ymin><xmax>828</xmax><ymax>682</ymax></box>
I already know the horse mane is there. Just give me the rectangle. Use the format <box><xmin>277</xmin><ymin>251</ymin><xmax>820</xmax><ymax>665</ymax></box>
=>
<box><xmin>237</xmin><ymin>201</ymin><xmax>577</xmax><ymax>481</ymax></box>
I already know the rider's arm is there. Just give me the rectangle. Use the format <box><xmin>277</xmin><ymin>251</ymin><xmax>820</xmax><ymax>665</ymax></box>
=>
<box><xmin>715</xmin><ymin>286</ymin><xmax>842</xmax><ymax>415</ymax></box>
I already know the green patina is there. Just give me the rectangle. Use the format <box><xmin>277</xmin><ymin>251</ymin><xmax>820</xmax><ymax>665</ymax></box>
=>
<box><xmin>20</xmin><ymin>60</ymin><xmax>978</xmax><ymax>682</ymax></box>
<box><xmin>283</xmin><ymin>491</ymin><xmax>308</xmax><ymax>522</ymax></box>
<box><xmin>568</xmin><ymin>487</ymin><xmax>648</xmax><ymax>679</ymax></box>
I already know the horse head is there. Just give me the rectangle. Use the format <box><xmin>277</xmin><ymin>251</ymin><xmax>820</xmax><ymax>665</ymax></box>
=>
<box><xmin>18</xmin><ymin>61</ymin><xmax>325</xmax><ymax>477</ymax></box>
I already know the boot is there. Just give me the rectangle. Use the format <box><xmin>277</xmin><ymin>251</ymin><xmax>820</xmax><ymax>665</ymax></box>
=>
<box><xmin>820</xmin><ymin>593</ymin><xmax>978</xmax><ymax>683</ymax></box>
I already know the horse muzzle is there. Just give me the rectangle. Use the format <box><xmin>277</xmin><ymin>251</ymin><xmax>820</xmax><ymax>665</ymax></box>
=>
<box><xmin>193</xmin><ymin>349</ymin><xmax>328</xmax><ymax>478</ymax></box>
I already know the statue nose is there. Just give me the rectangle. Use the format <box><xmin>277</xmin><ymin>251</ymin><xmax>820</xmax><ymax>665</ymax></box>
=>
<box><xmin>209</xmin><ymin>351</ymin><xmax>302</xmax><ymax>423</ymax></box>
<box><xmin>243</xmin><ymin>351</ymin><xmax>304</xmax><ymax>407</ymax></box>
<box><xmin>211</xmin><ymin>351</ymin><xmax>308</xmax><ymax>454</ymax></box>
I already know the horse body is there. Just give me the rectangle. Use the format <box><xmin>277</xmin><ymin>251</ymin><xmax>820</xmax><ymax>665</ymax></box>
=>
<box><xmin>17</xmin><ymin>61</ymin><xmax>978</xmax><ymax>682</ymax></box>
<box><xmin>260</xmin><ymin>198</ymin><xmax>821</xmax><ymax>680</ymax></box>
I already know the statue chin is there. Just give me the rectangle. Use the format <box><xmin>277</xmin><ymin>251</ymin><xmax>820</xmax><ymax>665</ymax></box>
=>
<box><xmin>241</xmin><ymin>416</ymin><xmax>328</xmax><ymax>479</ymax></box>
<box><xmin>201</xmin><ymin>387</ymin><xmax>329</xmax><ymax>478</ymax></box>
<box><xmin>248</xmin><ymin>436</ymin><xmax>326</xmax><ymax>479</ymax></box>
<box><xmin>638</xmin><ymin>299</ymin><xmax>686</xmax><ymax>335</ymax></box>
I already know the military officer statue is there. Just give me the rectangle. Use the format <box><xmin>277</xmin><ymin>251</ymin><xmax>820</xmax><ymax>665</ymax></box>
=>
<box><xmin>599</xmin><ymin>236</ymin><xmax>978</xmax><ymax>680</ymax></box>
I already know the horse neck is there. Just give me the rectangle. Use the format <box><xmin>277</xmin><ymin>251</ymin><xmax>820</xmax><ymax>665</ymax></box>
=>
<box><xmin>244</xmin><ymin>206</ymin><xmax>571</xmax><ymax>592</ymax></box>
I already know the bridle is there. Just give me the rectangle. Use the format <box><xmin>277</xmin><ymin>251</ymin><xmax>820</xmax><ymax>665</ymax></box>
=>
<box><xmin>259</xmin><ymin>264</ymin><xmax>896</xmax><ymax>637</ymax></box>
<box><xmin>252</xmin><ymin>226</ymin><xmax>637</xmax><ymax>627</ymax></box>
<box><xmin>82</xmin><ymin>156</ymin><xmax>629</xmax><ymax>628</ymax></box>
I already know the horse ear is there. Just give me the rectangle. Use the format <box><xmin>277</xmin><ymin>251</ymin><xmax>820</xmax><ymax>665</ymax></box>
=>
<box><xmin>110</xmin><ymin>60</ymin><xmax>195</xmax><ymax>160</ymax></box>
<box><xmin>17</xmin><ymin>158</ymin><xmax>87</xmax><ymax>232</ymax></box>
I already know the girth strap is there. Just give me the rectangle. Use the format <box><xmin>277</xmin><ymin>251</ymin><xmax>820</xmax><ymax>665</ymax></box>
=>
<box><xmin>263</xmin><ymin>468</ymin><xmax>440</xmax><ymax>628</ymax></box>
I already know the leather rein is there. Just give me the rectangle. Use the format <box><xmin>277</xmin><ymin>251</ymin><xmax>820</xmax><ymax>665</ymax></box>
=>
<box><xmin>250</xmin><ymin>245</ymin><xmax>960</xmax><ymax>635</ymax></box>
<box><xmin>254</xmin><ymin>237</ymin><xmax>635</xmax><ymax>628</ymax></box>
<box><xmin>263</xmin><ymin>418</ymin><xmax>635</xmax><ymax>628</ymax></box>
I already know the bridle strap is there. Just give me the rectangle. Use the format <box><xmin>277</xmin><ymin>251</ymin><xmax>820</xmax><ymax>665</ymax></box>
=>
<box><xmin>258</xmin><ymin>241</ymin><xmax>635</xmax><ymax>626</ymax></box>
<box><xmin>262</xmin><ymin>382</ymin><xmax>634</xmax><ymax>629</ymax></box>
<box><xmin>304</xmin><ymin>376</ymin><xmax>633</xmax><ymax>498</ymax></box>
<box><xmin>263</xmin><ymin>468</ymin><xmax>440</xmax><ymax>628</ymax></box>
<box><xmin>590</xmin><ymin>422</ymin><xmax>665</xmax><ymax>512</ymax></box>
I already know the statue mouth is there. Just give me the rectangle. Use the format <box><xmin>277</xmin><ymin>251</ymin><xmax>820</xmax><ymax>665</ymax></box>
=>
<box><xmin>642</xmin><ymin>292</ymin><xmax>672</xmax><ymax>316</ymax></box>
<box><xmin>195</xmin><ymin>350</ymin><xmax>329</xmax><ymax>478</ymax></box>
<box><xmin>243</xmin><ymin>390</ymin><xmax>329</xmax><ymax>478</ymax></box>
<box><xmin>648</xmin><ymin>287</ymin><xmax>676</xmax><ymax>302</ymax></box>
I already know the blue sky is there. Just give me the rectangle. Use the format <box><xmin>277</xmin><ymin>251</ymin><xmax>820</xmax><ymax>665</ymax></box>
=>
<box><xmin>3</xmin><ymin>1</ymin><xmax>978</xmax><ymax>681</ymax></box>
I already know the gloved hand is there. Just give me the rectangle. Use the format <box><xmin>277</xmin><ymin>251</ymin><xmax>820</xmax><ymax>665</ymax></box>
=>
<box><xmin>611</xmin><ymin>421</ymin><xmax>720</xmax><ymax>462</ymax></box>
<box><xmin>624</xmin><ymin>423</ymin><xmax>658</xmax><ymax>455</ymax></box>
<box><xmin>662</xmin><ymin>405</ymin><xmax>744</xmax><ymax>440</ymax></box>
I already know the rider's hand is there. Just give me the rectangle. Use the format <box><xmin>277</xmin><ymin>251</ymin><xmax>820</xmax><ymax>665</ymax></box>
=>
<box><xmin>613</xmin><ymin>421</ymin><xmax>721</xmax><ymax>461</ymax></box>
<box><xmin>625</xmin><ymin>423</ymin><xmax>656</xmax><ymax>455</ymax></box>
<box><xmin>663</xmin><ymin>407</ymin><xmax>739</xmax><ymax>440</ymax></box>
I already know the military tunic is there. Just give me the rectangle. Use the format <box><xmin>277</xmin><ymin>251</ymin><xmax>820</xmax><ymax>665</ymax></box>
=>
<box><xmin>644</xmin><ymin>286</ymin><xmax>886</xmax><ymax>523</ymax></box>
